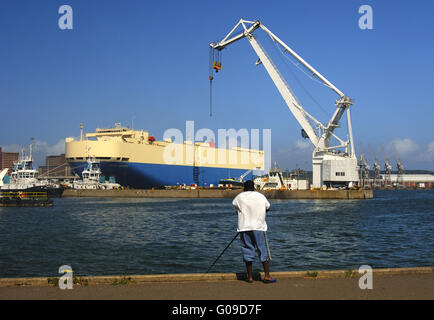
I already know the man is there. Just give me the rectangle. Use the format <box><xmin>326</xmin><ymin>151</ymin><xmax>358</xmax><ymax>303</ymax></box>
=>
<box><xmin>232</xmin><ymin>180</ymin><xmax>276</xmax><ymax>283</ymax></box>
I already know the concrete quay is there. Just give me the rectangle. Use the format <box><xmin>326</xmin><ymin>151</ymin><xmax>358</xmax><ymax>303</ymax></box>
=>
<box><xmin>0</xmin><ymin>267</ymin><xmax>432</xmax><ymax>300</ymax></box>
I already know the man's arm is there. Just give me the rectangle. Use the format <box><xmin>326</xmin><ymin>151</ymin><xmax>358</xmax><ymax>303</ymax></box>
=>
<box><xmin>232</xmin><ymin>198</ymin><xmax>239</xmax><ymax>212</ymax></box>
<box><xmin>265</xmin><ymin>197</ymin><xmax>271</xmax><ymax>212</ymax></box>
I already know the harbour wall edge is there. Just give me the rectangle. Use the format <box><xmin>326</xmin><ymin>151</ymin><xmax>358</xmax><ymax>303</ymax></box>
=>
<box><xmin>0</xmin><ymin>266</ymin><xmax>431</xmax><ymax>287</ymax></box>
<box><xmin>61</xmin><ymin>188</ymin><xmax>373</xmax><ymax>199</ymax></box>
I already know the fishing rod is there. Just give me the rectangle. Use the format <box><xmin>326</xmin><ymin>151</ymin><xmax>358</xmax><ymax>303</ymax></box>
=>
<box><xmin>206</xmin><ymin>232</ymin><xmax>239</xmax><ymax>273</ymax></box>
<box><xmin>264</xmin><ymin>231</ymin><xmax>272</xmax><ymax>261</ymax></box>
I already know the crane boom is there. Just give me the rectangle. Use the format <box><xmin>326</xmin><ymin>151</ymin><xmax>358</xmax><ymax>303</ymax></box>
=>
<box><xmin>210</xmin><ymin>19</ymin><xmax>359</xmax><ymax>188</ymax></box>
<box><xmin>247</xmin><ymin>33</ymin><xmax>320</xmax><ymax>147</ymax></box>
<box><xmin>238</xmin><ymin>169</ymin><xmax>253</xmax><ymax>182</ymax></box>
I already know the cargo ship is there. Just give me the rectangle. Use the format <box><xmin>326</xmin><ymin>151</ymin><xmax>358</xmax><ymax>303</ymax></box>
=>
<box><xmin>65</xmin><ymin>124</ymin><xmax>264</xmax><ymax>189</ymax></box>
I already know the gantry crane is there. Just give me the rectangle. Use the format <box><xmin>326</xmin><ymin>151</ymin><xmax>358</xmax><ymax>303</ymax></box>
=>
<box><xmin>358</xmin><ymin>153</ymin><xmax>370</xmax><ymax>188</ymax></box>
<box><xmin>368</xmin><ymin>145</ymin><xmax>381</xmax><ymax>188</ymax></box>
<box><xmin>384</xmin><ymin>159</ymin><xmax>392</xmax><ymax>187</ymax></box>
<box><xmin>391</xmin><ymin>143</ymin><xmax>405</xmax><ymax>187</ymax></box>
<box><xmin>209</xmin><ymin>19</ymin><xmax>359</xmax><ymax>188</ymax></box>
<box><xmin>380</xmin><ymin>145</ymin><xmax>392</xmax><ymax>187</ymax></box>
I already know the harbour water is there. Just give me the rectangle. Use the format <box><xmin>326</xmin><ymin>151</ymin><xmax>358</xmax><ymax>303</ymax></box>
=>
<box><xmin>0</xmin><ymin>190</ymin><xmax>432</xmax><ymax>278</ymax></box>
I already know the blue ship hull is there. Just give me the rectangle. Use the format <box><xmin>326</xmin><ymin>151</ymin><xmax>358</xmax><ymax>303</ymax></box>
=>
<box><xmin>69</xmin><ymin>161</ymin><xmax>253</xmax><ymax>189</ymax></box>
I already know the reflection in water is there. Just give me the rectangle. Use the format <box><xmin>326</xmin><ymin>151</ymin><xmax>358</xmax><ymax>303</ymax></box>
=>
<box><xmin>0</xmin><ymin>190</ymin><xmax>432</xmax><ymax>277</ymax></box>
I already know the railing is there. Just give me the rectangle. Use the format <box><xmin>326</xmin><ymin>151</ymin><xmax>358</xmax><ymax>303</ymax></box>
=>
<box><xmin>0</xmin><ymin>192</ymin><xmax>48</xmax><ymax>200</ymax></box>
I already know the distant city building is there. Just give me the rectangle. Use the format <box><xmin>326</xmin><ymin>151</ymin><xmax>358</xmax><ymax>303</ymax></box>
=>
<box><xmin>39</xmin><ymin>153</ymin><xmax>75</xmax><ymax>178</ymax></box>
<box><xmin>0</xmin><ymin>147</ymin><xmax>19</xmax><ymax>175</ymax></box>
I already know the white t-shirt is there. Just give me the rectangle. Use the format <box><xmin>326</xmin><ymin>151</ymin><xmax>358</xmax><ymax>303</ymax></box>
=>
<box><xmin>232</xmin><ymin>191</ymin><xmax>271</xmax><ymax>232</ymax></box>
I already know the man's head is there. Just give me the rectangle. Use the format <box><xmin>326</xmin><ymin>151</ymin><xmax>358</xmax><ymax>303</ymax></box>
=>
<box><xmin>243</xmin><ymin>180</ymin><xmax>255</xmax><ymax>191</ymax></box>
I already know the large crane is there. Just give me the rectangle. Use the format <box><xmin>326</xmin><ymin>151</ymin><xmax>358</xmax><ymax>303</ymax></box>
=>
<box><xmin>209</xmin><ymin>19</ymin><xmax>359</xmax><ymax>188</ymax></box>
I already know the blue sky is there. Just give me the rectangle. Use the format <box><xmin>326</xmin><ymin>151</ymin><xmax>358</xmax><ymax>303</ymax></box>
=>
<box><xmin>0</xmin><ymin>0</ymin><xmax>433</xmax><ymax>170</ymax></box>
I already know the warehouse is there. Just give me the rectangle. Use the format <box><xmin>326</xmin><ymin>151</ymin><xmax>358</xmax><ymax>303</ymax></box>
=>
<box><xmin>380</xmin><ymin>174</ymin><xmax>434</xmax><ymax>188</ymax></box>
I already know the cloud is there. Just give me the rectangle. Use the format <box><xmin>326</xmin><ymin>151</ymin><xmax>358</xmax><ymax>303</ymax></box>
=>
<box><xmin>1</xmin><ymin>139</ymin><xmax>65</xmax><ymax>167</ymax></box>
<box><xmin>294</xmin><ymin>139</ymin><xmax>312</xmax><ymax>151</ymax></box>
<box><xmin>379</xmin><ymin>138</ymin><xmax>434</xmax><ymax>171</ymax></box>
<box><xmin>33</xmin><ymin>139</ymin><xmax>65</xmax><ymax>156</ymax></box>
<box><xmin>387</xmin><ymin>138</ymin><xmax>419</xmax><ymax>157</ymax></box>
<box><xmin>273</xmin><ymin>137</ymin><xmax>434</xmax><ymax>171</ymax></box>
<box><xmin>428</xmin><ymin>141</ymin><xmax>434</xmax><ymax>154</ymax></box>
<box><xmin>423</xmin><ymin>141</ymin><xmax>434</xmax><ymax>162</ymax></box>
<box><xmin>0</xmin><ymin>143</ymin><xmax>22</xmax><ymax>153</ymax></box>
<box><xmin>272</xmin><ymin>139</ymin><xmax>313</xmax><ymax>170</ymax></box>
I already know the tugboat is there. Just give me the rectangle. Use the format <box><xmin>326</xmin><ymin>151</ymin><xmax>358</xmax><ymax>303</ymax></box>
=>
<box><xmin>218</xmin><ymin>178</ymin><xmax>244</xmax><ymax>188</ymax></box>
<box><xmin>254</xmin><ymin>162</ymin><xmax>310</xmax><ymax>190</ymax></box>
<box><xmin>218</xmin><ymin>169</ymin><xmax>255</xmax><ymax>188</ymax></box>
<box><xmin>255</xmin><ymin>162</ymin><xmax>287</xmax><ymax>190</ymax></box>
<box><xmin>0</xmin><ymin>144</ymin><xmax>64</xmax><ymax>197</ymax></box>
<box><xmin>66</xmin><ymin>157</ymin><xmax>121</xmax><ymax>190</ymax></box>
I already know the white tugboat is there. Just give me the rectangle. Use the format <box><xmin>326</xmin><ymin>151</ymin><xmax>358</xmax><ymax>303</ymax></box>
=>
<box><xmin>255</xmin><ymin>163</ymin><xmax>286</xmax><ymax>190</ymax></box>
<box><xmin>254</xmin><ymin>162</ymin><xmax>309</xmax><ymax>190</ymax></box>
<box><xmin>67</xmin><ymin>157</ymin><xmax>121</xmax><ymax>190</ymax></box>
<box><xmin>0</xmin><ymin>144</ymin><xmax>64</xmax><ymax>197</ymax></box>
